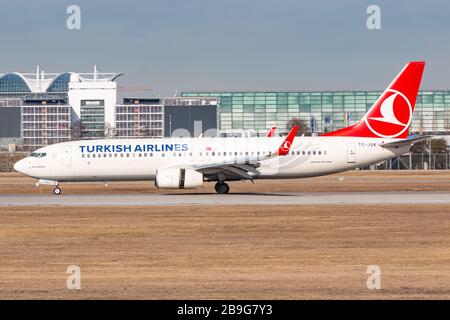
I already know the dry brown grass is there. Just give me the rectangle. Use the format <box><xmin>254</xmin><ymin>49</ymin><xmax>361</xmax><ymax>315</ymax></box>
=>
<box><xmin>1</xmin><ymin>204</ymin><xmax>450</xmax><ymax>299</ymax></box>
<box><xmin>0</xmin><ymin>170</ymin><xmax>449</xmax><ymax>194</ymax></box>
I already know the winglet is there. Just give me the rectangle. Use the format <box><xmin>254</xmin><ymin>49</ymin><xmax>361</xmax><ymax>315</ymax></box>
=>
<box><xmin>265</xmin><ymin>127</ymin><xmax>277</xmax><ymax>137</ymax></box>
<box><xmin>276</xmin><ymin>126</ymin><xmax>298</xmax><ymax>156</ymax></box>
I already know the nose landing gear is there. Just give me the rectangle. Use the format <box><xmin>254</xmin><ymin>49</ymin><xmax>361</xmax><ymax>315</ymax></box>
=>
<box><xmin>53</xmin><ymin>186</ymin><xmax>62</xmax><ymax>195</ymax></box>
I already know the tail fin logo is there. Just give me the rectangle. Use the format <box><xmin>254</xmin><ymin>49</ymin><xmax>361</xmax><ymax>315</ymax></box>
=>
<box><xmin>280</xmin><ymin>141</ymin><xmax>291</xmax><ymax>152</ymax></box>
<box><xmin>364</xmin><ymin>89</ymin><xmax>412</xmax><ymax>138</ymax></box>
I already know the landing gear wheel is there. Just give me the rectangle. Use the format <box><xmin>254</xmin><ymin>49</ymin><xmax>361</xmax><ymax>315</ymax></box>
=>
<box><xmin>215</xmin><ymin>182</ymin><xmax>230</xmax><ymax>194</ymax></box>
<box><xmin>53</xmin><ymin>186</ymin><xmax>62</xmax><ymax>195</ymax></box>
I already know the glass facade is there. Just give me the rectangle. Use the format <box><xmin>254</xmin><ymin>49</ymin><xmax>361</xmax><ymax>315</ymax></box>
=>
<box><xmin>46</xmin><ymin>72</ymin><xmax>72</xmax><ymax>93</ymax></box>
<box><xmin>0</xmin><ymin>73</ymin><xmax>31</xmax><ymax>93</ymax></box>
<box><xmin>80</xmin><ymin>100</ymin><xmax>105</xmax><ymax>139</ymax></box>
<box><xmin>181</xmin><ymin>91</ymin><xmax>450</xmax><ymax>135</ymax></box>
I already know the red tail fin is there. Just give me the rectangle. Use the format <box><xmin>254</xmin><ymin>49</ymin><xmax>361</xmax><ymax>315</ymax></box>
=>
<box><xmin>276</xmin><ymin>126</ymin><xmax>298</xmax><ymax>156</ymax></box>
<box><xmin>266</xmin><ymin>127</ymin><xmax>276</xmax><ymax>137</ymax></box>
<box><xmin>322</xmin><ymin>62</ymin><xmax>425</xmax><ymax>139</ymax></box>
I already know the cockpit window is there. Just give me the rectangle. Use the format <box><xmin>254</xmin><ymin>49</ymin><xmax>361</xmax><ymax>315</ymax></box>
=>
<box><xmin>30</xmin><ymin>152</ymin><xmax>47</xmax><ymax>158</ymax></box>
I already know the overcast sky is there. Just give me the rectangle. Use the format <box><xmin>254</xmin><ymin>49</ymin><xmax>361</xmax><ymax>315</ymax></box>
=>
<box><xmin>1</xmin><ymin>0</ymin><xmax>449</xmax><ymax>97</ymax></box>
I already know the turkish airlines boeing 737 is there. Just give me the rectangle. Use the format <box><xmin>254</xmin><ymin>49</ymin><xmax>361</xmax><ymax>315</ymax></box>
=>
<box><xmin>14</xmin><ymin>61</ymin><xmax>425</xmax><ymax>195</ymax></box>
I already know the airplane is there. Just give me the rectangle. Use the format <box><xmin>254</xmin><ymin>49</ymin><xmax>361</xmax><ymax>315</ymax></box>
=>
<box><xmin>14</xmin><ymin>61</ymin><xmax>426</xmax><ymax>195</ymax></box>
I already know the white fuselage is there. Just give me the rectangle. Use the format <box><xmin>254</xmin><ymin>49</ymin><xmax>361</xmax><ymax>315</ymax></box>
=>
<box><xmin>15</xmin><ymin>136</ymin><xmax>408</xmax><ymax>183</ymax></box>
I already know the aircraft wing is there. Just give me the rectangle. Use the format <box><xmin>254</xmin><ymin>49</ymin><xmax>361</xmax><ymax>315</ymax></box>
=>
<box><xmin>192</xmin><ymin>156</ymin><xmax>263</xmax><ymax>181</ymax></box>
<box><xmin>191</xmin><ymin>126</ymin><xmax>299</xmax><ymax>181</ymax></box>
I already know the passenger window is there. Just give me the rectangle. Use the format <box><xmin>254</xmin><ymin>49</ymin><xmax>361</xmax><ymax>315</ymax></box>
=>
<box><xmin>302</xmin><ymin>151</ymin><xmax>306</xmax><ymax>155</ymax></box>
<box><xmin>82</xmin><ymin>154</ymin><xmax>85</xmax><ymax>158</ymax></box>
<box><xmin>120</xmin><ymin>153</ymin><xmax>124</xmax><ymax>157</ymax></box>
<box><xmin>318</xmin><ymin>151</ymin><xmax>322</xmax><ymax>155</ymax></box>
<box><xmin>307</xmin><ymin>151</ymin><xmax>311</xmax><ymax>155</ymax></box>
<box><xmin>313</xmin><ymin>151</ymin><xmax>316</xmax><ymax>155</ymax></box>
<box><xmin>324</xmin><ymin>151</ymin><xmax>327</xmax><ymax>155</ymax></box>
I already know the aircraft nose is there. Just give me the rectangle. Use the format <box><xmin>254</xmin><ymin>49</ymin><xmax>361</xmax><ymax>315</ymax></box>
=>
<box><xmin>13</xmin><ymin>159</ymin><xmax>26</xmax><ymax>174</ymax></box>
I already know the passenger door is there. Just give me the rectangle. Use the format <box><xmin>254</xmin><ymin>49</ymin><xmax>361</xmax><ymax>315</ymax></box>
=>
<box><xmin>347</xmin><ymin>143</ymin><xmax>356</xmax><ymax>163</ymax></box>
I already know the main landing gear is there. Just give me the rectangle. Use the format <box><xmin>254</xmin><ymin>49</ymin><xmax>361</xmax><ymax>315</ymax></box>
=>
<box><xmin>53</xmin><ymin>186</ymin><xmax>62</xmax><ymax>195</ymax></box>
<box><xmin>214</xmin><ymin>182</ymin><xmax>230</xmax><ymax>194</ymax></box>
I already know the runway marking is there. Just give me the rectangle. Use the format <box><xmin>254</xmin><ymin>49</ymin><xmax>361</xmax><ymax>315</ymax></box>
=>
<box><xmin>0</xmin><ymin>191</ymin><xmax>449</xmax><ymax>206</ymax></box>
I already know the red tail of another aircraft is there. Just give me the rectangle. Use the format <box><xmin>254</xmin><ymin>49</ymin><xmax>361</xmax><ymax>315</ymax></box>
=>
<box><xmin>322</xmin><ymin>61</ymin><xmax>425</xmax><ymax>139</ymax></box>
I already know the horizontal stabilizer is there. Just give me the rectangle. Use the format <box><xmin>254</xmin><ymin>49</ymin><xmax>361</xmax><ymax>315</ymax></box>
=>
<box><xmin>380</xmin><ymin>135</ymin><xmax>430</xmax><ymax>148</ymax></box>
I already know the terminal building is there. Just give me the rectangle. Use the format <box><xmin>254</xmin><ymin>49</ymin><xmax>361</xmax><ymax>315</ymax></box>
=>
<box><xmin>181</xmin><ymin>91</ymin><xmax>450</xmax><ymax>136</ymax></box>
<box><xmin>0</xmin><ymin>105</ymin><xmax>21</xmax><ymax>151</ymax></box>
<box><xmin>115</xmin><ymin>98</ymin><xmax>164</xmax><ymax>139</ymax></box>
<box><xmin>1</xmin><ymin>66</ymin><xmax>450</xmax><ymax>156</ymax></box>
<box><xmin>0</xmin><ymin>66</ymin><xmax>120</xmax><ymax>150</ymax></box>
<box><xmin>114</xmin><ymin>96</ymin><xmax>219</xmax><ymax>139</ymax></box>
<box><xmin>163</xmin><ymin>97</ymin><xmax>219</xmax><ymax>137</ymax></box>
<box><xmin>21</xmin><ymin>98</ymin><xmax>71</xmax><ymax>150</ymax></box>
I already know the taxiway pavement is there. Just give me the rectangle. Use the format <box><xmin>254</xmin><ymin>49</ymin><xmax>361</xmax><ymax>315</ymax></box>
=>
<box><xmin>0</xmin><ymin>191</ymin><xmax>449</xmax><ymax>206</ymax></box>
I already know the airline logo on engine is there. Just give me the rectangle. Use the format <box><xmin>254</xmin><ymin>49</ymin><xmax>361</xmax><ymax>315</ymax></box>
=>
<box><xmin>79</xmin><ymin>143</ymin><xmax>188</xmax><ymax>153</ymax></box>
<box><xmin>364</xmin><ymin>89</ymin><xmax>412</xmax><ymax>138</ymax></box>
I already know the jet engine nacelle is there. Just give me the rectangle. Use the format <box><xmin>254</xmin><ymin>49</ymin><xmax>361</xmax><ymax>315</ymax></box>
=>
<box><xmin>155</xmin><ymin>167</ymin><xmax>203</xmax><ymax>189</ymax></box>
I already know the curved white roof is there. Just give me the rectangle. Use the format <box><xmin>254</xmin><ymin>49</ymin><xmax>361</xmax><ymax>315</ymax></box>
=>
<box><xmin>0</xmin><ymin>66</ymin><xmax>120</xmax><ymax>94</ymax></box>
